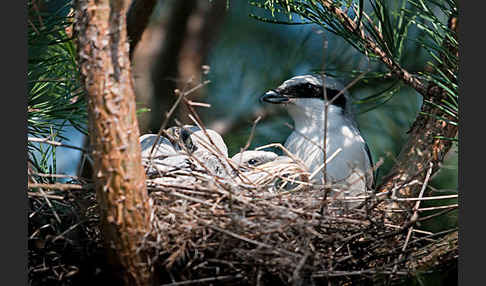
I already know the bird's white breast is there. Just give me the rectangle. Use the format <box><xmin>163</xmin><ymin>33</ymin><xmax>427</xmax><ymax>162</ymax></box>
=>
<box><xmin>284</xmin><ymin>99</ymin><xmax>372</xmax><ymax>192</ymax></box>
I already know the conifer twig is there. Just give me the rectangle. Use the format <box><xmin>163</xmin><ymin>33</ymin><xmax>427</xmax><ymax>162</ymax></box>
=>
<box><xmin>314</xmin><ymin>0</ymin><xmax>428</xmax><ymax>96</ymax></box>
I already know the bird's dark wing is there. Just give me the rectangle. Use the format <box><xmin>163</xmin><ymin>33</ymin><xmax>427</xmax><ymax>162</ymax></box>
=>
<box><xmin>363</xmin><ymin>140</ymin><xmax>376</xmax><ymax>189</ymax></box>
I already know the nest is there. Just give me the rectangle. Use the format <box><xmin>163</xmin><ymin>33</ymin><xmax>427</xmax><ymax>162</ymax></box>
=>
<box><xmin>138</xmin><ymin>132</ymin><xmax>458</xmax><ymax>286</ymax></box>
<box><xmin>27</xmin><ymin>106</ymin><xmax>457</xmax><ymax>285</ymax></box>
<box><xmin>27</xmin><ymin>171</ymin><xmax>105</xmax><ymax>285</ymax></box>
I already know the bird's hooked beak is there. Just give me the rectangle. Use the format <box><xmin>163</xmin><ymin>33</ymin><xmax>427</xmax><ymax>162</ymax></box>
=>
<box><xmin>260</xmin><ymin>89</ymin><xmax>289</xmax><ymax>104</ymax></box>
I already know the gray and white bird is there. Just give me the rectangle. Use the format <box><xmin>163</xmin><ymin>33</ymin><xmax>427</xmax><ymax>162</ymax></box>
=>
<box><xmin>140</xmin><ymin>126</ymin><xmax>233</xmax><ymax>181</ymax></box>
<box><xmin>231</xmin><ymin>150</ymin><xmax>308</xmax><ymax>189</ymax></box>
<box><xmin>260</xmin><ymin>74</ymin><xmax>374</xmax><ymax>197</ymax></box>
<box><xmin>139</xmin><ymin>134</ymin><xmax>177</xmax><ymax>160</ymax></box>
<box><xmin>164</xmin><ymin>125</ymin><xmax>232</xmax><ymax>177</ymax></box>
<box><xmin>231</xmin><ymin>150</ymin><xmax>279</xmax><ymax>171</ymax></box>
<box><xmin>165</xmin><ymin>125</ymin><xmax>229</xmax><ymax>157</ymax></box>
<box><xmin>139</xmin><ymin>134</ymin><xmax>192</xmax><ymax>176</ymax></box>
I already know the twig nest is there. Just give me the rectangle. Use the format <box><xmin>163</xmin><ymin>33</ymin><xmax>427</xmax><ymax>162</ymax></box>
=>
<box><xmin>137</xmin><ymin>126</ymin><xmax>453</xmax><ymax>285</ymax></box>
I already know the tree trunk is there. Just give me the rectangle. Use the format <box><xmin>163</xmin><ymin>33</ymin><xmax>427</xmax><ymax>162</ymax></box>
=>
<box><xmin>74</xmin><ymin>0</ymin><xmax>153</xmax><ymax>285</ymax></box>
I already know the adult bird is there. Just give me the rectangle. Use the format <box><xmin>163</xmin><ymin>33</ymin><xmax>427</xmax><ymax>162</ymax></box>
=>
<box><xmin>260</xmin><ymin>74</ymin><xmax>375</xmax><ymax>198</ymax></box>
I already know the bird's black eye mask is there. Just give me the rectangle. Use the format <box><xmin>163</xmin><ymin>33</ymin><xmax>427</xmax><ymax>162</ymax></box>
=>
<box><xmin>284</xmin><ymin>83</ymin><xmax>346</xmax><ymax>109</ymax></box>
<box><xmin>261</xmin><ymin>82</ymin><xmax>346</xmax><ymax>109</ymax></box>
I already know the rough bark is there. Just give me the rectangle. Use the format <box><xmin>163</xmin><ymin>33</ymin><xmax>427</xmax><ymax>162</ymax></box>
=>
<box><xmin>378</xmin><ymin>91</ymin><xmax>457</xmax><ymax>198</ymax></box>
<box><xmin>74</xmin><ymin>0</ymin><xmax>153</xmax><ymax>285</ymax></box>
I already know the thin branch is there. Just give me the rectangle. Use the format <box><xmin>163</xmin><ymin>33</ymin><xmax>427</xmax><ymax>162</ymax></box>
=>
<box><xmin>148</xmin><ymin>80</ymin><xmax>211</xmax><ymax>157</ymax></box>
<box><xmin>28</xmin><ymin>183</ymin><xmax>89</xmax><ymax>191</ymax></box>
<box><xmin>391</xmin><ymin>163</ymin><xmax>432</xmax><ymax>276</ymax></box>
<box><xmin>28</xmin><ymin>192</ymin><xmax>64</xmax><ymax>200</ymax></box>
<box><xmin>243</xmin><ymin>116</ymin><xmax>262</xmax><ymax>151</ymax></box>
<box><xmin>315</xmin><ymin>0</ymin><xmax>428</xmax><ymax>96</ymax></box>
<box><xmin>149</xmin><ymin>0</ymin><xmax>197</xmax><ymax>131</ymax></box>
<box><xmin>160</xmin><ymin>274</ymin><xmax>243</xmax><ymax>286</ymax></box>
<box><xmin>312</xmin><ymin>269</ymin><xmax>409</xmax><ymax>278</ymax></box>
<box><xmin>207</xmin><ymin>224</ymin><xmax>301</xmax><ymax>258</ymax></box>
<box><xmin>393</xmin><ymin>194</ymin><xmax>457</xmax><ymax>201</ymax></box>
<box><xmin>378</xmin><ymin>14</ymin><xmax>458</xmax><ymax>206</ymax></box>
<box><xmin>417</xmin><ymin>204</ymin><xmax>458</xmax><ymax>212</ymax></box>
<box><xmin>27</xmin><ymin>166</ymin><xmax>62</xmax><ymax>224</ymax></box>
<box><xmin>28</xmin><ymin>137</ymin><xmax>88</xmax><ymax>153</ymax></box>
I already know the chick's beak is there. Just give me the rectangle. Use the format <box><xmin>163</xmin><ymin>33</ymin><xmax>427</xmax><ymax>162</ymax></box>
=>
<box><xmin>260</xmin><ymin>90</ymin><xmax>289</xmax><ymax>104</ymax></box>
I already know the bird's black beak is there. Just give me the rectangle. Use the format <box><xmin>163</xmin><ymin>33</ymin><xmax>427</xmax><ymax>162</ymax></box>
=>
<box><xmin>260</xmin><ymin>90</ymin><xmax>289</xmax><ymax>104</ymax></box>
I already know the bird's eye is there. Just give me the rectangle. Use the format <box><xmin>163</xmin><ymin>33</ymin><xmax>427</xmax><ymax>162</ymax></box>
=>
<box><xmin>248</xmin><ymin>159</ymin><xmax>259</xmax><ymax>166</ymax></box>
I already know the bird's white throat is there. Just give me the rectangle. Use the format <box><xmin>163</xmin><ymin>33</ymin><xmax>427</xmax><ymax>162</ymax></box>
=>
<box><xmin>284</xmin><ymin>98</ymin><xmax>368</xmax><ymax>187</ymax></box>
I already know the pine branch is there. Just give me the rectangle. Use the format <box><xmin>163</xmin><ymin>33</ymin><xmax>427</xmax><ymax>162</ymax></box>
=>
<box><xmin>28</xmin><ymin>0</ymin><xmax>87</xmax><ymax>157</ymax></box>
<box><xmin>315</xmin><ymin>0</ymin><xmax>428</xmax><ymax>96</ymax></box>
<box><xmin>254</xmin><ymin>0</ymin><xmax>428</xmax><ymax>96</ymax></box>
<box><xmin>378</xmin><ymin>14</ymin><xmax>458</xmax><ymax>203</ymax></box>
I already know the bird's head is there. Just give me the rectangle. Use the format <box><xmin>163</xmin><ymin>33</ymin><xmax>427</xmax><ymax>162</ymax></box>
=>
<box><xmin>231</xmin><ymin>150</ymin><xmax>278</xmax><ymax>171</ymax></box>
<box><xmin>163</xmin><ymin>125</ymin><xmax>229</xmax><ymax>157</ymax></box>
<box><xmin>260</xmin><ymin>74</ymin><xmax>351</xmax><ymax>121</ymax></box>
